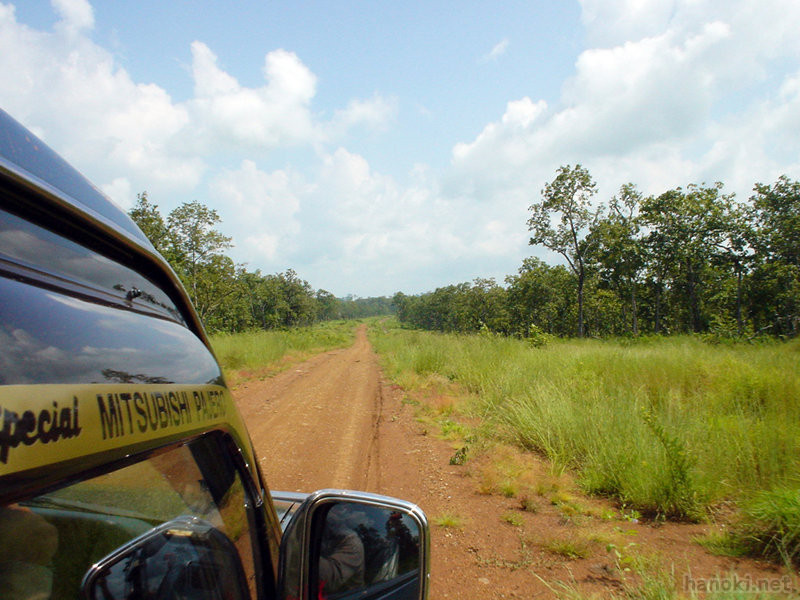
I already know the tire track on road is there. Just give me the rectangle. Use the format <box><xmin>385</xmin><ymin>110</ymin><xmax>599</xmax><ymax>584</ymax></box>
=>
<box><xmin>233</xmin><ymin>324</ymin><xmax>382</xmax><ymax>492</ymax></box>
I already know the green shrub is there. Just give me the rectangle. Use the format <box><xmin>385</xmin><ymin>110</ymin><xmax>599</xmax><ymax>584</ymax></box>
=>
<box><xmin>735</xmin><ymin>486</ymin><xmax>800</xmax><ymax>566</ymax></box>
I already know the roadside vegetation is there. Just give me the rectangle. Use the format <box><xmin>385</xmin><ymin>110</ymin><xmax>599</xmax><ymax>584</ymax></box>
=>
<box><xmin>369</xmin><ymin>319</ymin><xmax>800</xmax><ymax>568</ymax></box>
<box><xmin>210</xmin><ymin>320</ymin><xmax>356</xmax><ymax>385</ymax></box>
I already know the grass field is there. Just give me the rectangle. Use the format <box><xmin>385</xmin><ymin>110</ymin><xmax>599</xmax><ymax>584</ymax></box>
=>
<box><xmin>368</xmin><ymin>319</ymin><xmax>800</xmax><ymax>564</ymax></box>
<box><xmin>210</xmin><ymin>320</ymin><xmax>357</xmax><ymax>385</ymax></box>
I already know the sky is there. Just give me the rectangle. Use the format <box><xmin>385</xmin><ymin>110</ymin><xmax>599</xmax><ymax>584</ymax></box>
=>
<box><xmin>1</xmin><ymin>0</ymin><xmax>799</xmax><ymax>297</ymax></box>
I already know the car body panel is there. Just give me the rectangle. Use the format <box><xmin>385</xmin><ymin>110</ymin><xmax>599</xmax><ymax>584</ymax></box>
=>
<box><xmin>0</xmin><ymin>109</ymin><xmax>285</xmax><ymax>584</ymax></box>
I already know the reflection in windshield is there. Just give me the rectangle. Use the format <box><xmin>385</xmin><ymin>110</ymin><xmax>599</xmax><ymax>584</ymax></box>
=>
<box><xmin>0</xmin><ymin>208</ymin><xmax>184</xmax><ymax>323</ymax></box>
<box><xmin>0</xmin><ymin>278</ymin><xmax>221</xmax><ymax>385</ymax></box>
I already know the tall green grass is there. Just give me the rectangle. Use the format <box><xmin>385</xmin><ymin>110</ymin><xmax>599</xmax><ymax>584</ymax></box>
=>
<box><xmin>211</xmin><ymin>320</ymin><xmax>356</xmax><ymax>375</ymax></box>
<box><xmin>369</xmin><ymin>321</ymin><xmax>800</xmax><ymax>520</ymax></box>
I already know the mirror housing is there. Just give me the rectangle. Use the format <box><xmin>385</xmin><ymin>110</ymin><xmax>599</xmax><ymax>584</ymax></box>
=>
<box><xmin>278</xmin><ymin>490</ymin><xmax>429</xmax><ymax>600</ymax></box>
<box><xmin>81</xmin><ymin>515</ymin><xmax>250</xmax><ymax>600</ymax></box>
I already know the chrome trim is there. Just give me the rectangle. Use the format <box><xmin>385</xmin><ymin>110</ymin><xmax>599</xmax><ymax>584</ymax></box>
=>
<box><xmin>271</xmin><ymin>491</ymin><xmax>310</xmax><ymax>503</ymax></box>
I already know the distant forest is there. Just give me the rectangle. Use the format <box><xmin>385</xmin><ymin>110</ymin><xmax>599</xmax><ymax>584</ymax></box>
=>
<box><xmin>395</xmin><ymin>167</ymin><xmax>799</xmax><ymax>339</ymax></box>
<box><xmin>130</xmin><ymin>166</ymin><xmax>798</xmax><ymax>339</ymax></box>
<box><xmin>128</xmin><ymin>194</ymin><xmax>394</xmax><ymax>333</ymax></box>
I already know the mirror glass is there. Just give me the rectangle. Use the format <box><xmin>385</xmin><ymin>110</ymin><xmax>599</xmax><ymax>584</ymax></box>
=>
<box><xmin>316</xmin><ymin>502</ymin><xmax>421</xmax><ymax>599</ymax></box>
<box><xmin>82</xmin><ymin>516</ymin><xmax>250</xmax><ymax>600</ymax></box>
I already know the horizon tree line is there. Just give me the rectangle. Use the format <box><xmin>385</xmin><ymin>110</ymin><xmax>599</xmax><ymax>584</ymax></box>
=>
<box><xmin>128</xmin><ymin>193</ymin><xmax>394</xmax><ymax>333</ymax></box>
<box><xmin>128</xmin><ymin>167</ymin><xmax>798</xmax><ymax>340</ymax></box>
<box><xmin>394</xmin><ymin>168</ymin><xmax>799</xmax><ymax>339</ymax></box>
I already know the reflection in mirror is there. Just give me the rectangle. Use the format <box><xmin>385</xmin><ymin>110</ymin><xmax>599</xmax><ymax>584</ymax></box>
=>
<box><xmin>316</xmin><ymin>502</ymin><xmax>421</xmax><ymax>599</ymax></box>
<box><xmin>82</xmin><ymin>515</ymin><xmax>249</xmax><ymax>600</ymax></box>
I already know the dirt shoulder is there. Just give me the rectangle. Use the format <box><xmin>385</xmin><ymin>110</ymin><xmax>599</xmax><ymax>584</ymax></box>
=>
<box><xmin>232</xmin><ymin>325</ymin><xmax>797</xmax><ymax>599</ymax></box>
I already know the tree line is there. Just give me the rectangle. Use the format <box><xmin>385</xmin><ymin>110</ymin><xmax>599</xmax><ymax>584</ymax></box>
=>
<box><xmin>128</xmin><ymin>194</ymin><xmax>393</xmax><ymax>332</ymax></box>
<box><xmin>394</xmin><ymin>167</ymin><xmax>799</xmax><ymax>339</ymax></box>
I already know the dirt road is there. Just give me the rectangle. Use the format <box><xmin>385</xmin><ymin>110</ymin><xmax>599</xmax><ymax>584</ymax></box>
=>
<box><xmin>233</xmin><ymin>325</ymin><xmax>797</xmax><ymax>600</ymax></box>
<box><xmin>235</xmin><ymin>325</ymin><xmax>384</xmax><ymax>492</ymax></box>
<box><xmin>234</xmin><ymin>324</ymin><xmax>488</xmax><ymax>598</ymax></box>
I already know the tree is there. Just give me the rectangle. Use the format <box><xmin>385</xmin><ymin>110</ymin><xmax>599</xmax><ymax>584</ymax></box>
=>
<box><xmin>752</xmin><ymin>175</ymin><xmax>800</xmax><ymax>267</ymax></box>
<box><xmin>528</xmin><ymin>165</ymin><xmax>601</xmax><ymax>337</ymax></box>
<box><xmin>167</xmin><ymin>201</ymin><xmax>233</xmax><ymax>308</ymax></box>
<box><xmin>277</xmin><ymin>269</ymin><xmax>317</xmax><ymax>327</ymax></box>
<box><xmin>587</xmin><ymin>183</ymin><xmax>645</xmax><ymax>334</ymax></box>
<box><xmin>711</xmin><ymin>202</ymin><xmax>755</xmax><ymax>335</ymax></box>
<box><xmin>128</xmin><ymin>192</ymin><xmax>173</xmax><ymax>258</ymax></box>
<box><xmin>316</xmin><ymin>290</ymin><xmax>340</xmax><ymax>321</ymax></box>
<box><xmin>749</xmin><ymin>176</ymin><xmax>800</xmax><ymax>335</ymax></box>
<box><xmin>505</xmin><ymin>258</ymin><xmax>575</xmax><ymax>336</ymax></box>
<box><xmin>639</xmin><ymin>183</ymin><xmax>734</xmax><ymax>333</ymax></box>
<box><xmin>190</xmin><ymin>254</ymin><xmax>243</xmax><ymax>328</ymax></box>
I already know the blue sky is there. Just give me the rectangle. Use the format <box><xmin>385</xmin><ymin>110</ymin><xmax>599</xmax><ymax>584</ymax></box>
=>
<box><xmin>1</xmin><ymin>0</ymin><xmax>799</xmax><ymax>297</ymax></box>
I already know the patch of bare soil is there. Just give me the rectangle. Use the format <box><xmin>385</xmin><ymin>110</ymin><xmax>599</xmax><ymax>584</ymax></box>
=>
<box><xmin>233</xmin><ymin>325</ymin><xmax>798</xmax><ymax>599</ymax></box>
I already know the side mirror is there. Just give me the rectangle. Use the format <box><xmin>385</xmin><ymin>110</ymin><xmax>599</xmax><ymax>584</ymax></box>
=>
<box><xmin>81</xmin><ymin>515</ymin><xmax>250</xmax><ymax>600</ymax></box>
<box><xmin>278</xmin><ymin>490</ymin><xmax>429</xmax><ymax>600</ymax></box>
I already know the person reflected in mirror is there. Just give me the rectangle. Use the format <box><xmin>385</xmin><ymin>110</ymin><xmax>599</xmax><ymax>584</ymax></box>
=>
<box><xmin>318</xmin><ymin>505</ymin><xmax>364</xmax><ymax>595</ymax></box>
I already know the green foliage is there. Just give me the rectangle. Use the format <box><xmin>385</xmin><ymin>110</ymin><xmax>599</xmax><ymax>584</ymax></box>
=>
<box><xmin>735</xmin><ymin>486</ymin><xmax>800</xmax><ymax>566</ymax></box>
<box><xmin>501</xmin><ymin>511</ymin><xmax>524</xmax><ymax>527</ymax></box>
<box><xmin>694</xmin><ymin>532</ymin><xmax>750</xmax><ymax>558</ymax></box>
<box><xmin>338</xmin><ymin>295</ymin><xmax>396</xmax><ymax>319</ymax></box>
<box><xmin>210</xmin><ymin>321</ymin><xmax>355</xmax><ymax>374</ymax></box>
<box><xmin>526</xmin><ymin>324</ymin><xmax>554</xmax><ymax>347</ymax></box>
<box><xmin>528</xmin><ymin>164</ymin><xmax>601</xmax><ymax>337</ymax></box>
<box><xmin>370</xmin><ymin>322</ymin><xmax>800</xmax><ymax>520</ymax></box>
<box><xmin>541</xmin><ymin>536</ymin><xmax>592</xmax><ymax>560</ymax></box>
<box><xmin>395</xmin><ymin>171</ymin><xmax>800</xmax><ymax>342</ymax></box>
<box><xmin>639</xmin><ymin>410</ymin><xmax>701</xmax><ymax>519</ymax></box>
<box><xmin>128</xmin><ymin>192</ymin><xmax>172</xmax><ymax>257</ymax></box>
<box><xmin>449</xmin><ymin>446</ymin><xmax>468</xmax><ymax>465</ymax></box>
<box><xmin>432</xmin><ymin>512</ymin><xmax>463</xmax><ymax>529</ymax></box>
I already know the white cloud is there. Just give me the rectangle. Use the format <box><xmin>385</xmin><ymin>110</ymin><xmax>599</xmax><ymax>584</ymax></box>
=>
<box><xmin>1</xmin><ymin>0</ymin><xmax>798</xmax><ymax>296</ymax></box>
<box><xmin>326</xmin><ymin>94</ymin><xmax>398</xmax><ymax>139</ymax></box>
<box><xmin>100</xmin><ymin>177</ymin><xmax>133</xmax><ymax>210</ymax></box>
<box><xmin>480</xmin><ymin>38</ymin><xmax>509</xmax><ymax>63</ymax></box>
<box><xmin>186</xmin><ymin>43</ymin><xmax>317</xmax><ymax>151</ymax></box>
<box><xmin>0</xmin><ymin>3</ymin><xmax>394</xmax><ymax>209</ymax></box>
<box><xmin>52</xmin><ymin>0</ymin><xmax>94</xmax><ymax>33</ymax></box>
<box><xmin>210</xmin><ymin>160</ymin><xmax>303</xmax><ymax>264</ymax></box>
<box><xmin>285</xmin><ymin>147</ymin><xmax>531</xmax><ymax>294</ymax></box>
<box><xmin>579</xmin><ymin>0</ymin><xmax>676</xmax><ymax>46</ymax></box>
<box><xmin>452</xmin><ymin>0</ymin><xmax>800</xmax><ymax>205</ymax></box>
<box><xmin>243</xmin><ymin>233</ymin><xmax>280</xmax><ymax>262</ymax></box>
<box><xmin>0</xmin><ymin>2</ymin><xmax>201</xmax><ymax>194</ymax></box>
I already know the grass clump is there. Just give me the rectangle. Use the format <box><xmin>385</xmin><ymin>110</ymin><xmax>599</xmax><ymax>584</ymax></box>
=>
<box><xmin>519</xmin><ymin>495</ymin><xmax>540</xmax><ymax>513</ymax></box>
<box><xmin>501</xmin><ymin>511</ymin><xmax>524</xmax><ymax>527</ymax></box>
<box><xmin>541</xmin><ymin>535</ymin><xmax>593</xmax><ymax>560</ymax></box>
<box><xmin>734</xmin><ymin>486</ymin><xmax>800</xmax><ymax>566</ymax></box>
<box><xmin>694</xmin><ymin>532</ymin><xmax>750</xmax><ymax>558</ymax></box>
<box><xmin>700</xmin><ymin>487</ymin><xmax>800</xmax><ymax>567</ymax></box>
<box><xmin>432</xmin><ymin>511</ymin><xmax>464</xmax><ymax>529</ymax></box>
